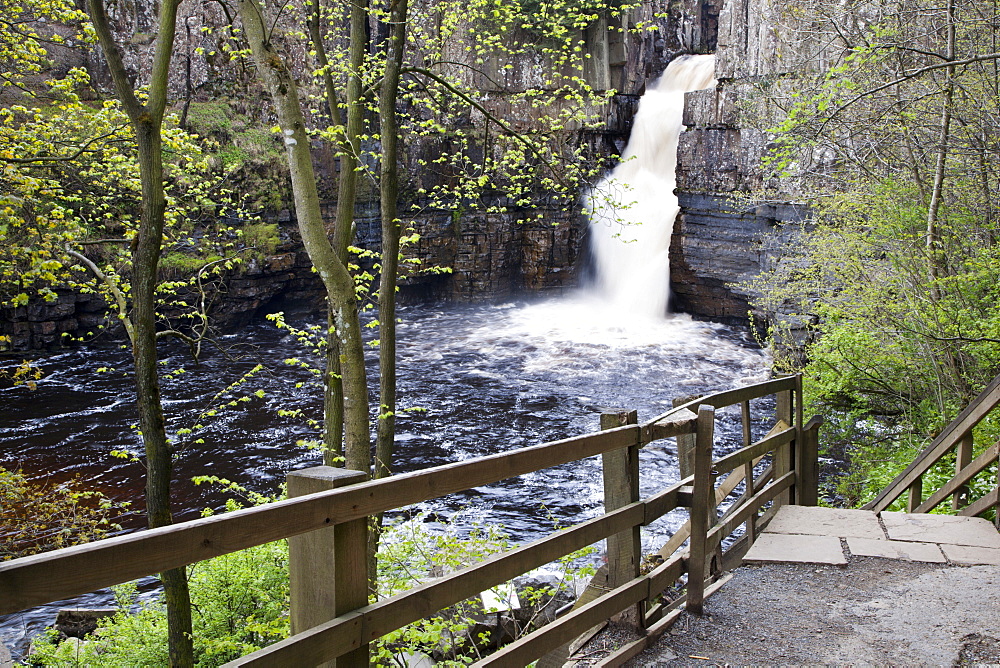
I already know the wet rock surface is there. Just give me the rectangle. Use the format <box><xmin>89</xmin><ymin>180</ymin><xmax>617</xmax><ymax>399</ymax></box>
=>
<box><xmin>53</xmin><ymin>609</ymin><xmax>117</xmax><ymax>640</ymax></box>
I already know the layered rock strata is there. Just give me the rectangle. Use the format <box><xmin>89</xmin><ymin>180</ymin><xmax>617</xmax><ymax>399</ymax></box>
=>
<box><xmin>671</xmin><ymin>0</ymin><xmax>818</xmax><ymax>323</ymax></box>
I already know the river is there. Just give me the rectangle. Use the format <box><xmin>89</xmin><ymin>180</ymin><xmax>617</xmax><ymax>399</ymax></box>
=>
<box><xmin>1</xmin><ymin>296</ymin><xmax>770</xmax><ymax>655</ymax></box>
<box><xmin>0</xmin><ymin>52</ymin><xmax>766</xmax><ymax>658</ymax></box>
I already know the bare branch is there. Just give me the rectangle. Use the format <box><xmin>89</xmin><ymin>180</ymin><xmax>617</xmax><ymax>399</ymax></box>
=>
<box><xmin>822</xmin><ymin>51</ymin><xmax>1000</xmax><ymax>129</ymax></box>
<box><xmin>77</xmin><ymin>238</ymin><xmax>131</xmax><ymax>246</ymax></box>
<box><xmin>64</xmin><ymin>246</ymin><xmax>134</xmax><ymax>343</ymax></box>
<box><xmin>0</xmin><ymin>130</ymin><xmax>126</xmax><ymax>165</ymax></box>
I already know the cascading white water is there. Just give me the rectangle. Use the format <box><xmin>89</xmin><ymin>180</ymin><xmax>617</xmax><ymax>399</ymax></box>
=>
<box><xmin>587</xmin><ymin>54</ymin><xmax>717</xmax><ymax>320</ymax></box>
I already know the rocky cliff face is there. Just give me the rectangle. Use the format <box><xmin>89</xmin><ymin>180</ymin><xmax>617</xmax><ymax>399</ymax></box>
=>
<box><xmin>0</xmin><ymin>247</ymin><xmax>323</xmax><ymax>350</ymax></box>
<box><xmin>2</xmin><ymin>0</ymin><xmax>767</xmax><ymax>350</ymax></box>
<box><xmin>670</xmin><ymin>195</ymin><xmax>805</xmax><ymax>323</ymax></box>
<box><xmin>671</xmin><ymin>0</ymin><xmax>818</xmax><ymax>323</ymax></box>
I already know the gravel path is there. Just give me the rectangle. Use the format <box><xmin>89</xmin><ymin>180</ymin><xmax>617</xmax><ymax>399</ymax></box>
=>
<box><xmin>578</xmin><ymin>554</ymin><xmax>1000</xmax><ymax>666</ymax></box>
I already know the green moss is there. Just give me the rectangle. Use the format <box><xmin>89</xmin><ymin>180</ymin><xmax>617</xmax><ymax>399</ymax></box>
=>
<box><xmin>160</xmin><ymin>252</ymin><xmax>224</xmax><ymax>276</ymax></box>
<box><xmin>241</xmin><ymin>222</ymin><xmax>280</xmax><ymax>257</ymax></box>
<box><xmin>235</xmin><ymin>128</ymin><xmax>281</xmax><ymax>159</ymax></box>
<box><xmin>185</xmin><ymin>101</ymin><xmax>235</xmax><ymax>139</ymax></box>
<box><xmin>215</xmin><ymin>145</ymin><xmax>250</xmax><ymax>170</ymax></box>
<box><xmin>173</xmin><ymin>101</ymin><xmax>291</xmax><ymax>213</ymax></box>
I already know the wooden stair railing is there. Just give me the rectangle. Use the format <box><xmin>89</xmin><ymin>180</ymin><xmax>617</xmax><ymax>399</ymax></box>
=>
<box><xmin>864</xmin><ymin>372</ymin><xmax>1000</xmax><ymax>521</ymax></box>
<box><xmin>584</xmin><ymin>376</ymin><xmax>822</xmax><ymax>665</ymax></box>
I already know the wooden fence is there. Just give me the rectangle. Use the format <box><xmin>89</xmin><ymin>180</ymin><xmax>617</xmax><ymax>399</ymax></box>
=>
<box><xmin>864</xmin><ymin>373</ymin><xmax>1000</xmax><ymax>522</ymax></box>
<box><xmin>0</xmin><ymin>374</ymin><xmax>820</xmax><ymax>667</ymax></box>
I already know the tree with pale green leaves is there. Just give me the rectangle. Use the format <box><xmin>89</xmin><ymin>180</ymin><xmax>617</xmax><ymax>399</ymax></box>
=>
<box><xmin>748</xmin><ymin>0</ymin><xmax>1000</xmax><ymax>505</ymax></box>
<box><xmin>0</xmin><ymin>1</ymin><xmax>257</xmax><ymax>662</ymax></box>
<box><xmin>236</xmin><ymin>0</ymin><xmax>634</xmax><ymax>477</ymax></box>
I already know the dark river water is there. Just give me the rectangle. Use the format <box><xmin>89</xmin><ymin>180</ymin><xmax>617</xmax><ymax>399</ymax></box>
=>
<box><xmin>0</xmin><ymin>296</ymin><xmax>770</xmax><ymax>656</ymax></box>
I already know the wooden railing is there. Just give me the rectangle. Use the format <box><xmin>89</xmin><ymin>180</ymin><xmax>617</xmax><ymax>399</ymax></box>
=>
<box><xmin>864</xmin><ymin>373</ymin><xmax>1000</xmax><ymax>521</ymax></box>
<box><xmin>0</xmin><ymin>374</ymin><xmax>819</xmax><ymax>667</ymax></box>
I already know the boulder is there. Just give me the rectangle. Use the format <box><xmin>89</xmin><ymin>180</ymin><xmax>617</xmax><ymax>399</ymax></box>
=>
<box><xmin>54</xmin><ymin>608</ymin><xmax>117</xmax><ymax>639</ymax></box>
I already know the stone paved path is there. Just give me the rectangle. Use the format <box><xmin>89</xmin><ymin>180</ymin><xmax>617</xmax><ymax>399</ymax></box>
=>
<box><xmin>744</xmin><ymin>505</ymin><xmax>1000</xmax><ymax>566</ymax></box>
<box><xmin>625</xmin><ymin>557</ymin><xmax>1000</xmax><ymax>666</ymax></box>
<box><xmin>576</xmin><ymin>506</ymin><xmax>1000</xmax><ymax>666</ymax></box>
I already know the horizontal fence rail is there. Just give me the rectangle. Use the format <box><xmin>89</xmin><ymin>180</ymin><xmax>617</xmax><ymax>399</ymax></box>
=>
<box><xmin>864</xmin><ymin>372</ymin><xmax>1000</xmax><ymax>521</ymax></box>
<box><xmin>0</xmin><ymin>426</ymin><xmax>640</xmax><ymax>613</ymax></box>
<box><xmin>0</xmin><ymin>374</ymin><xmax>815</xmax><ymax>667</ymax></box>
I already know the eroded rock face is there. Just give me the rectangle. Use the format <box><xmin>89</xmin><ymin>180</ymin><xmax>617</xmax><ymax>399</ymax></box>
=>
<box><xmin>398</xmin><ymin>207</ymin><xmax>584</xmax><ymax>300</ymax></box>
<box><xmin>672</xmin><ymin>0</ymin><xmax>814</xmax><ymax>323</ymax></box>
<box><xmin>670</xmin><ymin>194</ymin><xmax>806</xmax><ymax>324</ymax></box>
<box><xmin>3</xmin><ymin>0</ymin><xmax>743</xmax><ymax>349</ymax></box>
<box><xmin>1</xmin><ymin>293</ymin><xmax>107</xmax><ymax>351</ymax></box>
<box><xmin>0</xmin><ymin>243</ymin><xmax>325</xmax><ymax>351</ymax></box>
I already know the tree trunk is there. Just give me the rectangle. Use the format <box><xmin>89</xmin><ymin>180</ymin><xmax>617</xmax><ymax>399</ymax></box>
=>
<box><xmin>236</xmin><ymin>0</ymin><xmax>371</xmax><ymax>475</ymax></box>
<box><xmin>305</xmin><ymin>0</ymin><xmax>370</xmax><ymax>472</ymax></box>
<box><xmin>306</xmin><ymin>0</ymin><xmax>343</xmax><ymax>129</ymax></box>
<box><xmin>307</xmin><ymin>0</ymin><xmax>347</xmax><ymax>463</ymax></box>
<box><xmin>133</xmin><ymin>120</ymin><xmax>195</xmax><ymax>668</ymax></box>
<box><xmin>375</xmin><ymin>0</ymin><xmax>409</xmax><ymax>481</ymax></box>
<box><xmin>924</xmin><ymin>0</ymin><xmax>970</xmax><ymax>402</ymax></box>
<box><xmin>86</xmin><ymin>0</ymin><xmax>193</xmax><ymax>664</ymax></box>
<box><xmin>926</xmin><ymin>0</ymin><xmax>956</xmax><ymax>287</ymax></box>
<box><xmin>323</xmin><ymin>309</ymin><xmax>344</xmax><ymax>465</ymax></box>
<box><xmin>331</xmin><ymin>0</ymin><xmax>370</xmax><ymax>472</ymax></box>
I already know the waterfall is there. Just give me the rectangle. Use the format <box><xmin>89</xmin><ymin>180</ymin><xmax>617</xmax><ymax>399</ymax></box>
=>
<box><xmin>587</xmin><ymin>54</ymin><xmax>717</xmax><ymax>320</ymax></box>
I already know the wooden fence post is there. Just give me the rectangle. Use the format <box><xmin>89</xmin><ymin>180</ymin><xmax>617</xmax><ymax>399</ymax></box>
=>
<box><xmin>738</xmin><ymin>401</ymin><xmax>757</xmax><ymax>542</ymax></box>
<box><xmin>954</xmin><ymin>431</ymin><xmax>974</xmax><ymax>510</ymax></box>
<box><xmin>673</xmin><ymin>396</ymin><xmax>702</xmax><ymax>479</ymax></box>
<box><xmin>601</xmin><ymin>409</ymin><xmax>641</xmax><ymax>628</ymax></box>
<box><xmin>907</xmin><ymin>476</ymin><xmax>924</xmax><ymax>513</ymax></box>
<box><xmin>287</xmin><ymin>466</ymin><xmax>368</xmax><ymax>668</ymax></box>
<box><xmin>796</xmin><ymin>416</ymin><xmax>823</xmax><ymax>507</ymax></box>
<box><xmin>995</xmin><ymin>454</ymin><xmax>1000</xmax><ymax>529</ymax></box>
<box><xmin>686</xmin><ymin>404</ymin><xmax>716</xmax><ymax>615</ymax></box>
<box><xmin>774</xmin><ymin>387</ymin><xmax>794</xmax><ymax>507</ymax></box>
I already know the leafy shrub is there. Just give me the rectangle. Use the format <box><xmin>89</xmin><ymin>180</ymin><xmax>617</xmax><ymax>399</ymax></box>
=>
<box><xmin>0</xmin><ymin>468</ymin><xmax>129</xmax><ymax>560</ymax></box>
<box><xmin>24</xmin><ymin>540</ymin><xmax>289</xmax><ymax>667</ymax></box>
<box><xmin>375</xmin><ymin>508</ymin><xmax>596</xmax><ymax>665</ymax></box>
<box><xmin>23</xmin><ymin>493</ymin><xmax>595</xmax><ymax>666</ymax></box>
<box><xmin>751</xmin><ymin>177</ymin><xmax>1000</xmax><ymax>508</ymax></box>
<box><xmin>24</xmin><ymin>492</ymin><xmax>289</xmax><ymax>668</ymax></box>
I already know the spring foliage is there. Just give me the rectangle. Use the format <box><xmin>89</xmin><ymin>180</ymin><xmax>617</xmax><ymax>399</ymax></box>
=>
<box><xmin>0</xmin><ymin>467</ymin><xmax>129</xmax><ymax>560</ymax></box>
<box><xmin>0</xmin><ymin>69</ymin><xmax>249</xmax><ymax>317</ymax></box>
<box><xmin>24</xmin><ymin>496</ymin><xmax>596</xmax><ymax>667</ymax></box>
<box><xmin>748</xmin><ymin>0</ymin><xmax>1000</xmax><ymax>504</ymax></box>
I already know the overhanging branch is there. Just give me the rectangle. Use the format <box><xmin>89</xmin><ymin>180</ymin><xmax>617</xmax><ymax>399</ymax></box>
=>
<box><xmin>64</xmin><ymin>246</ymin><xmax>134</xmax><ymax>343</ymax></box>
<box><xmin>1</xmin><ymin>130</ymin><xmax>125</xmax><ymax>165</ymax></box>
<box><xmin>402</xmin><ymin>66</ymin><xmax>570</xmax><ymax>188</ymax></box>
